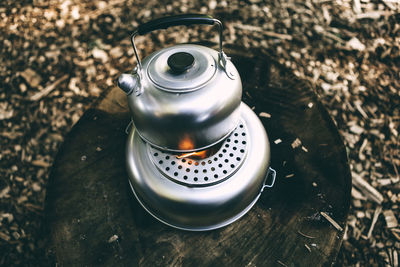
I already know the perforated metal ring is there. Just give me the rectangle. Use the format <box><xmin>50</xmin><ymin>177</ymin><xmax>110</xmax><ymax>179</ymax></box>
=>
<box><xmin>148</xmin><ymin>121</ymin><xmax>248</xmax><ymax>187</ymax></box>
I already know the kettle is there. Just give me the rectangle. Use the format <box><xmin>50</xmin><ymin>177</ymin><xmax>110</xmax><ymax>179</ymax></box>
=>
<box><xmin>118</xmin><ymin>14</ymin><xmax>242</xmax><ymax>152</ymax></box>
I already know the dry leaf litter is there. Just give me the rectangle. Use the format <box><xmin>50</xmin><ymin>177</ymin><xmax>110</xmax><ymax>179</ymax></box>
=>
<box><xmin>0</xmin><ymin>0</ymin><xmax>399</xmax><ymax>265</ymax></box>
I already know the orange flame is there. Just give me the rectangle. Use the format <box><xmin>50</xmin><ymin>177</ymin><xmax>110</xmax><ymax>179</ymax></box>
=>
<box><xmin>178</xmin><ymin>135</ymin><xmax>195</xmax><ymax>151</ymax></box>
<box><xmin>176</xmin><ymin>150</ymin><xmax>208</xmax><ymax>159</ymax></box>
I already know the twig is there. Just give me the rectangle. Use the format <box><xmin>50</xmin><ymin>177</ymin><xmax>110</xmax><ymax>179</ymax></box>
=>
<box><xmin>367</xmin><ymin>206</ymin><xmax>382</xmax><ymax>238</ymax></box>
<box><xmin>356</xmin><ymin>11</ymin><xmax>395</xmax><ymax>19</ymax></box>
<box><xmin>30</xmin><ymin>74</ymin><xmax>69</xmax><ymax>101</ymax></box>
<box><xmin>352</xmin><ymin>173</ymin><xmax>384</xmax><ymax>204</ymax></box>
<box><xmin>277</xmin><ymin>260</ymin><xmax>288</xmax><ymax>267</ymax></box>
<box><xmin>389</xmin><ymin>149</ymin><xmax>399</xmax><ymax>179</ymax></box>
<box><xmin>320</xmin><ymin>212</ymin><xmax>343</xmax><ymax>231</ymax></box>
<box><xmin>298</xmin><ymin>230</ymin><xmax>316</xmax><ymax>239</ymax></box>
<box><xmin>304</xmin><ymin>244</ymin><xmax>312</xmax><ymax>253</ymax></box>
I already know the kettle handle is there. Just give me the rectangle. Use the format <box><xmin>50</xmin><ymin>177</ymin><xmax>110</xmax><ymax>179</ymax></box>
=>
<box><xmin>130</xmin><ymin>14</ymin><xmax>224</xmax><ymax>71</ymax></box>
<box><xmin>137</xmin><ymin>14</ymin><xmax>217</xmax><ymax>35</ymax></box>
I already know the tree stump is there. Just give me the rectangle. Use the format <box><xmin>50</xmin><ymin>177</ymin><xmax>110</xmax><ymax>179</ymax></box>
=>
<box><xmin>45</xmin><ymin>47</ymin><xmax>351</xmax><ymax>266</ymax></box>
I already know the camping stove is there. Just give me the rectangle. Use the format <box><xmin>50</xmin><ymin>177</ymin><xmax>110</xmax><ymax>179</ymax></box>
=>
<box><xmin>126</xmin><ymin>103</ymin><xmax>275</xmax><ymax>231</ymax></box>
<box><xmin>118</xmin><ymin>14</ymin><xmax>276</xmax><ymax>231</ymax></box>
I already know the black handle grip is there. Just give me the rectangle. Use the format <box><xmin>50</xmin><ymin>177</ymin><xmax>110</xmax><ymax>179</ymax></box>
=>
<box><xmin>137</xmin><ymin>14</ymin><xmax>216</xmax><ymax>35</ymax></box>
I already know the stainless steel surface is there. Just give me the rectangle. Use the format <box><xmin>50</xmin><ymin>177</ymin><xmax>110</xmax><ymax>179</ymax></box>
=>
<box><xmin>117</xmin><ymin>74</ymin><xmax>137</xmax><ymax>95</ymax></box>
<box><xmin>127</xmin><ymin>44</ymin><xmax>242</xmax><ymax>152</ymax></box>
<box><xmin>147</xmin><ymin>45</ymin><xmax>216</xmax><ymax>92</ymax></box>
<box><xmin>126</xmin><ymin>103</ymin><xmax>271</xmax><ymax>231</ymax></box>
<box><xmin>148</xmin><ymin>120</ymin><xmax>248</xmax><ymax>186</ymax></box>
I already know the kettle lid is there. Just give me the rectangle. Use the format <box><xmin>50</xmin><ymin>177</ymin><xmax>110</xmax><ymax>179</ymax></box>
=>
<box><xmin>146</xmin><ymin>44</ymin><xmax>217</xmax><ymax>92</ymax></box>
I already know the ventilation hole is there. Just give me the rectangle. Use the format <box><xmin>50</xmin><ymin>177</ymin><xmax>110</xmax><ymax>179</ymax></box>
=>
<box><xmin>188</xmin><ymin>161</ymin><xmax>192</xmax><ymax>165</ymax></box>
<box><xmin>223</xmin><ymin>170</ymin><xmax>227</xmax><ymax>174</ymax></box>
<box><xmin>225</xmin><ymin>144</ymin><xmax>230</xmax><ymax>148</ymax></box>
<box><xmin>166</xmin><ymin>155</ymin><xmax>170</xmax><ymax>159</ymax></box>
<box><xmin>171</xmin><ymin>161</ymin><xmax>175</xmax><ymax>165</ymax></box>
<box><xmin>234</xmin><ymin>133</ymin><xmax>238</xmax><ymax>136</ymax></box>
<box><xmin>229</xmin><ymin>153</ymin><xmax>233</xmax><ymax>157</ymax></box>
<box><xmin>230</xmin><ymin>164</ymin><xmax>235</xmax><ymax>168</ymax></box>
<box><xmin>178</xmin><ymin>165</ymin><xmax>182</xmax><ymax>169</ymax></box>
<box><xmin>194</xmin><ymin>169</ymin><xmax>199</xmax><ymax>173</ymax></box>
<box><xmin>233</xmin><ymin>147</ymin><xmax>237</xmax><ymax>150</ymax></box>
<box><xmin>186</xmin><ymin>168</ymin><xmax>190</xmax><ymax>172</ymax></box>
<box><xmin>240</xmin><ymin>149</ymin><xmax>245</xmax><ymax>153</ymax></box>
<box><xmin>183</xmin><ymin>175</ymin><xmax>188</xmax><ymax>180</ymax></box>
<box><xmin>174</xmin><ymin>172</ymin><xmax>178</xmax><ymax>176</ymax></box>
<box><xmin>203</xmin><ymin>169</ymin><xmax>207</xmax><ymax>173</ymax></box>
<box><xmin>204</xmin><ymin>177</ymin><xmax>208</xmax><ymax>181</ymax></box>
<box><xmin>214</xmin><ymin>174</ymin><xmax>218</xmax><ymax>178</ymax></box>
<box><xmin>224</xmin><ymin>159</ymin><xmax>229</xmax><ymax>163</ymax></box>
<box><xmin>219</xmin><ymin>154</ymin><xmax>223</xmax><ymax>157</ymax></box>
<box><xmin>194</xmin><ymin>177</ymin><xmax>198</xmax><ymax>181</ymax></box>
<box><xmin>214</xmin><ymin>157</ymin><xmax>218</xmax><ymax>161</ymax></box>
<box><xmin>218</xmin><ymin>164</ymin><xmax>223</xmax><ymax>168</ymax></box>
<box><xmin>236</xmin><ymin>157</ymin><xmax>241</xmax><ymax>161</ymax></box>
<box><xmin>159</xmin><ymin>160</ymin><xmax>163</xmax><ymax>164</ymax></box>
<box><xmin>166</xmin><ymin>167</ymin><xmax>170</xmax><ymax>171</ymax></box>
<box><xmin>194</xmin><ymin>162</ymin><xmax>199</xmax><ymax>166</ymax></box>
<box><xmin>208</xmin><ymin>160</ymin><xmax>212</xmax><ymax>164</ymax></box>
<box><xmin>239</xmin><ymin>124</ymin><xmax>243</xmax><ymax>128</ymax></box>
<box><xmin>242</xmin><ymin>141</ymin><xmax>247</xmax><ymax>144</ymax></box>
<box><xmin>182</xmin><ymin>159</ymin><xmax>186</xmax><ymax>162</ymax></box>
<box><xmin>154</xmin><ymin>152</ymin><xmax>158</xmax><ymax>156</ymax></box>
<box><xmin>222</xmin><ymin>149</ymin><xmax>227</xmax><ymax>153</ymax></box>
<box><xmin>227</xmin><ymin>138</ymin><xmax>231</xmax><ymax>142</ymax></box>
<box><xmin>201</xmin><ymin>162</ymin><xmax>206</xmax><ymax>166</ymax></box>
<box><xmin>242</xmin><ymin>133</ymin><xmax>246</xmax><ymax>136</ymax></box>
<box><xmin>234</xmin><ymin>140</ymin><xmax>238</xmax><ymax>143</ymax></box>
<box><xmin>211</xmin><ymin>167</ymin><xmax>215</xmax><ymax>171</ymax></box>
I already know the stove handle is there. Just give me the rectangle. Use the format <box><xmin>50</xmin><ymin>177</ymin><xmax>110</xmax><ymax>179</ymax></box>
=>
<box><xmin>261</xmin><ymin>167</ymin><xmax>276</xmax><ymax>192</ymax></box>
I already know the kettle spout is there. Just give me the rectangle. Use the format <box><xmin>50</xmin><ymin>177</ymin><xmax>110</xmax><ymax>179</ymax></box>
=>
<box><xmin>118</xmin><ymin>74</ymin><xmax>137</xmax><ymax>95</ymax></box>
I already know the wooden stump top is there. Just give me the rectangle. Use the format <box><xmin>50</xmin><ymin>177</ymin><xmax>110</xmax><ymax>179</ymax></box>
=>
<box><xmin>45</xmin><ymin>47</ymin><xmax>351</xmax><ymax>266</ymax></box>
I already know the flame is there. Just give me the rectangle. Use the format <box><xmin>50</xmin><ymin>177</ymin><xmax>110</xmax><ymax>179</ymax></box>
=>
<box><xmin>178</xmin><ymin>135</ymin><xmax>195</xmax><ymax>151</ymax></box>
<box><xmin>176</xmin><ymin>150</ymin><xmax>208</xmax><ymax>159</ymax></box>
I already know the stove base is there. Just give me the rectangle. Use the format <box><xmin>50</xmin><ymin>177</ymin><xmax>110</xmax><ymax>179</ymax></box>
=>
<box><xmin>126</xmin><ymin>102</ymin><xmax>271</xmax><ymax>231</ymax></box>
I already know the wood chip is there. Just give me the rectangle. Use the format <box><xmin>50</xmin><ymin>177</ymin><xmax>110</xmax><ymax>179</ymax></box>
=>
<box><xmin>0</xmin><ymin>186</ymin><xmax>10</xmax><ymax>198</ymax></box>
<box><xmin>352</xmin><ymin>173</ymin><xmax>384</xmax><ymax>204</ymax></box>
<box><xmin>274</xmin><ymin>138</ymin><xmax>282</xmax><ymax>144</ymax></box>
<box><xmin>0</xmin><ymin>232</ymin><xmax>10</xmax><ymax>242</ymax></box>
<box><xmin>291</xmin><ymin>138</ymin><xmax>302</xmax><ymax>149</ymax></box>
<box><xmin>367</xmin><ymin>206</ymin><xmax>382</xmax><ymax>238</ymax></box>
<box><xmin>30</xmin><ymin>74</ymin><xmax>69</xmax><ymax>101</ymax></box>
<box><xmin>301</xmin><ymin>146</ymin><xmax>308</xmax><ymax>152</ymax></box>
<box><xmin>20</xmin><ymin>68</ymin><xmax>42</xmax><ymax>88</ymax></box>
<box><xmin>351</xmin><ymin>187</ymin><xmax>367</xmax><ymax>200</ymax></box>
<box><xmin>285</xmin><ymin>174</ymin><xmax>294</xmax><ymax>178</ymax></box>
<box><xmin>31</xmin><ymin>160</ymin><xmax>51</xmax><ymax>168</ymax></box>
<box><xmin>259</xmin><ymin>112</ymin><xmax>271</xmax><ymax>118</ymax></box>
<box><xmin>384</xmin><ymin>210</ymin><xmax>399</xmax><ymax>228</ymax></box>
<box><xmin>304</xmin><ymin>244</ymin><xmax>311</xmax><ymax>252</ymax></box>
<box><xmin>356</xmin><ymin>11</ymin><xmax>395</xmax><ymax>19</ymax></box>
<box><xmin>320</xmin><ymin>212</ymin><xmax>343</xmax><ymax>231</ymax></box>
<box><xmin>108</xmin><ymin>234</ymin><xmax>119</xmax><ymax>243</ymax></box>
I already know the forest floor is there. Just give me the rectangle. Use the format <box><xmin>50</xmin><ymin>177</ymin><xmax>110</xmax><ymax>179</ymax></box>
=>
<box><xmin>0</xmin><ymin>0</ymin><xmax>399</xmax><ymax>266</ymax></box>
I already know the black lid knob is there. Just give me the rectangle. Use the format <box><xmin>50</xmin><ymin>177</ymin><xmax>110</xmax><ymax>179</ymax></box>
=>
<box><xmin>167</xmin><ymin>52</ymin><xmax>195</xmax><ymax>73</ymax></box>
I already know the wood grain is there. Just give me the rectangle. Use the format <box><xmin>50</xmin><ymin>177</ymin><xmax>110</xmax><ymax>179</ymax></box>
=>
<box><xmin>45</xmin><ymin>47</ymin><xmax>351</xmax><ymax>267</ymax></box>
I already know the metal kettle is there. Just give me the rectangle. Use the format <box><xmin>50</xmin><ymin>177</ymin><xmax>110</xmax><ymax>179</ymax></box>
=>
<box><xmin>118</xmin><ymin>14</ymin><xmax>242</xmax><ymax>152</ymax></box>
